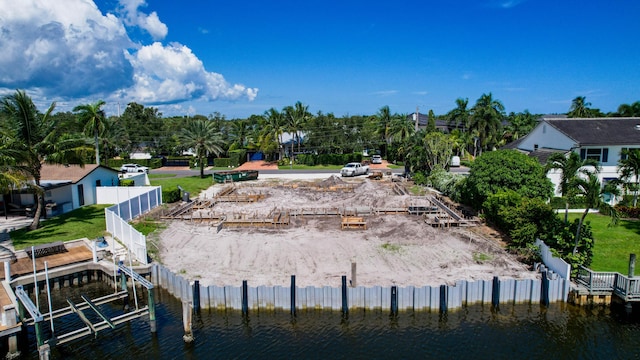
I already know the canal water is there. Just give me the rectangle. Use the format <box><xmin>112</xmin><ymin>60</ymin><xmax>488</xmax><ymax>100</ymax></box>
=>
<box><xmin>11</xmin><ymin>282</ymin><xmax>640</xmax><ymax>359</ymax></box>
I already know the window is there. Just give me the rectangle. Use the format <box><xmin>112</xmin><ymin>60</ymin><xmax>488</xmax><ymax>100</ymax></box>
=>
<box><xmin>621</xmin><ymin>148</ymin><xmax>640</xmax><ymax>160</ymax></box>
<box><xmin>96</xmin><ymin>179</ymin><xmax>101</xmax><ymax>187</ymax></box>
<box><xmin>580</xmin><ymin>148</ymin><xmax>608</xmax><ymax>163</ymax></box>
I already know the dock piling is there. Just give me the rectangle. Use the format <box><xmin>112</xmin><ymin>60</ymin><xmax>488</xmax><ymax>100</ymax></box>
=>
<box><xmin>290</xmin><ymin>275</ymin><xmax>296</xmax><ymax>316</ymax></box>
<box><xmin>182</xmin><ymin>300</ymin><xmax>194</xmax><ymax>343</ymax></box>
<box><xmin>341</xmin><ymin>276</ymin><xmax>348</xmax><ymax>316</ymax></box>
<box><xmin>629</xmin><ymin>253</ymin><xmax>636</xmax><ymax>278</ymax></box>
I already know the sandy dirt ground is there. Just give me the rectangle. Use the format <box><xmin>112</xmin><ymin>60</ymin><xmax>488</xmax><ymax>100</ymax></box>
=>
<box><xmin>157</xmin><ymin>175</ymin><xmax>538</xmax><ymax>287</ymax></box>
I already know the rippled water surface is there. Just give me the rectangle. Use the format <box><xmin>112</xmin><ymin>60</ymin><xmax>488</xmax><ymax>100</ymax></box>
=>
<box><xmin>15</xmin><ymin>282</ymin><xmax>640</xmax><ymax>359</ymax></box>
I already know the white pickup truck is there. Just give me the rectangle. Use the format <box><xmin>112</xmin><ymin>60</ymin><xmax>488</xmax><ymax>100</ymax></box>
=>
<box><xmin>340</xmin><ymin>162</ymin><xmax>369</xmax><ymax>177</ymax></box>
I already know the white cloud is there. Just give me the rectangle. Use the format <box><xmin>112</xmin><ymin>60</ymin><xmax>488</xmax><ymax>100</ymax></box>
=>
<box><xmin>372</xmin><ymin>90</ymin><xmax>398</xmax><ymax>97</ymax></box>
<box><xmin>117</xmin><ymin>0</ymin><xmax>168</xmax><ymax>40</ymax></box>
<box><xmin>123</xmin><ymin>42</ymin><xmax>257</xmax><ymax>104</ymax></box>
<box><xmin>0</xmin><ymin>0</ymin><xmax>134</xmax><ymax>96</ymax></box>
<box><xmin>0</xmin><ymin>0</ymin><xmax>257</xmax><ymax>108</ymax></box>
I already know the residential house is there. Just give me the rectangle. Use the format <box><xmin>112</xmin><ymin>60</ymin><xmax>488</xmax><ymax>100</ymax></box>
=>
<box><xmin>7</xmin><ymin>164</ymin><xmax>120</xmax><ymax>217</ymax></box>
<box><xmin>407</xmin><ymin>112</ymin><xmax>453</xmax><ymax>133</ymax></box>
<box><xmin>508</xmin><ymin>116</ymin><xmax>640</xmax><ymax>199</ymax></box>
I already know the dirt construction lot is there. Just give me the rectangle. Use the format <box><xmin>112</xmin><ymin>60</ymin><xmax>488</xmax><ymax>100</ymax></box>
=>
<box><xmin>158</xmin><ymin>175</ymin><xmax>538</xmax><ymax>287</ymax></box>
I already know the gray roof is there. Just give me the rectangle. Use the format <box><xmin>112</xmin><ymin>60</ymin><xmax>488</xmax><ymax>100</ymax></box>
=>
<box><xmin>545</xmin><ymin>117</ymin><xmax>640</xmax><ymax>146</ymax></box>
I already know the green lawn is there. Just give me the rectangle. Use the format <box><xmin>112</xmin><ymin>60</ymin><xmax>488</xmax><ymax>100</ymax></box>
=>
<box><xmin>567</xmin><ymin>212</ymin><xmax>640</xmax><ymax>273</ymax></box>
<box><xmin>150</xmin><ymin>174</ymin><xmax>215</xmax><ymax>196</ymax></box>
<box><xmin>10</xmin><ymin>205</ymin><xmax>110</xmax><ymax>250</ymax></box>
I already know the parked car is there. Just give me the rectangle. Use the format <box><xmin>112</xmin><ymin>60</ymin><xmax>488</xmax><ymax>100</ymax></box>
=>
<box><xmin>120</xmin><ymin>163</ymin><xmax>149</xmax><ymax>173</ymax></box>
<box><xmin>371</xmin><ymin>155</ymin><xmax>382</xmax><ymax>164</ymax></box>
<box><xmin>340</xmin><ymin>162</ymin><xmax>369</xmax><ymax>177</ymax></box>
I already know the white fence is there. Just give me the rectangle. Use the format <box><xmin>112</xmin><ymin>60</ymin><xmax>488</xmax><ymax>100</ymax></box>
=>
<box><xmin>152</xmin><ymin>264</ymin><xmax>569</xmax><ymax>312</ymax></box>
<box><xmin>103</xmin><ymin>187</ymin><xmax>163</xmax><ymax>265</ymax></box>
<box><xmin>535</xmin><ymin>238</ymin><xmax>571</xmax><ymax>280</ymax></box>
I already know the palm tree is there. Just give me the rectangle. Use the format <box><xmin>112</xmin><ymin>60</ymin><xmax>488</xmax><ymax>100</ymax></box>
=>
<box><xmin>177</xmin><ymin>119</ymin><xmax>225</xmax><ymax>178</ymax></box>
<box><xmin>446</xmin><ymin>98</ymin><xmax>470</xmax><ymax>131</ymax></box>
<box><xmin>618</xmin><ymin>148</ymin><xmax>640</xmax><ymax>207</ymax></box>
<box><xmin>0</xmin><ymin>90</ymin><xmax>91</xmax><ymax>229</ymax></box>
<box><xmin>375</xmin><ymin>106</ymin><xmax>393</xmax><ymax>158</ymax></box>
<box><xmin>567</xmin><ymin>96</ymin><xmax>592</xmax><ymax>118</ymax></box>
<box><xmin>571</xmin><ymin>172</ymin><xmax>605</xmax><ymax>254</ymax></box>
<box><xmin>617</xmin><ymin>101</ymin><xmax>640</xmax><ymax>117</ymax></box>
<box><xmin>228</xmin><ymin>119</ymin><xmax>250</xmax><ymax>150</ymax></box>
<box><xmin>262</xmin><ymin>108</ymin><xmax>285</xmax><ymax>160</ymax></box>
<box><xmin>546</xmin><ymin>152</ymin><xmax>600</xmax><ymax>223</ymax></box>
<box><xmin>468</xmin><ymin>93</ymin><xmax>505</xmax><ymax>156</ymax></box>
<box><xmin>283</xmin><ymin>102</ymin><xmax>311</xmax><ymax>161</ymax></box>
<box><xmin>74</xmin><ymin>100</ymin><xmax>106</xmax><ymax>165</ymax></box>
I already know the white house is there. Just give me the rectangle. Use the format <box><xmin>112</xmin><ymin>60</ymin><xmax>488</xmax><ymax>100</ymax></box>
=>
<box><xmin>10</xmin><ymin>164</ymin><xmax>120</xmax><ymax>217</ymax></box>
<box><xmin>508</xmin><ymin>116</ymin><xmax>640</xmax><ymax>199</ymax></box>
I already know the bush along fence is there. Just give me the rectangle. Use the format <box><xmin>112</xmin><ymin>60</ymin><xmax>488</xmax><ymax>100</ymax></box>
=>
<box><xmin>150</xmin><ymin>264</ymin><xmax>569</xmax><ymax>313</ymax></box>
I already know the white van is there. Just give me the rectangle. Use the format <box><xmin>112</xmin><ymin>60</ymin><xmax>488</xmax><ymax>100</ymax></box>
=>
<box><xmin>450</xmin><ymin>156</ymin><xmax>461</xmax><ymax>167</ymax></box>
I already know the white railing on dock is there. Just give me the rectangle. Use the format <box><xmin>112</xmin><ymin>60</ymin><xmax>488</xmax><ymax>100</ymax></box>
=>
<box><xmin>577</xmin><ymin>266</ymin><xmax>640</xmax><ymax>301</ymax></box>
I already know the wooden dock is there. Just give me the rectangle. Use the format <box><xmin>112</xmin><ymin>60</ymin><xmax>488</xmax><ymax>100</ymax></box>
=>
<box><xmin>0</xmin><ymin>244</ymin><xmax>93</xmax><ymax>279</ymax></box>
<box><xmin>572</xmin><ymin>266</ymin><xmax>640</xmax><ymax>305</ymax></box>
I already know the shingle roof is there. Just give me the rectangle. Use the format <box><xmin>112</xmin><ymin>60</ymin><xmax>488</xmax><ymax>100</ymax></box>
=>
<box><xmin>40</xmin><ymin>164</ymin><xmax>117</xmax><ymax>183</ymax></box>
<box><xmin>527</xmin><ymin>148</ymin><xmax>566</xmax><ymax>164</ymax></box>
<box><xmin>545</xmin><ymin>117</ymin><xmax>640</xmax><ymax>146</ymax></box>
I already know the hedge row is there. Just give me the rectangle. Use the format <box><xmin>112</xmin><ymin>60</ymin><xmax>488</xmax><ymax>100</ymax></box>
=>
<box><xmin>106</xmin><ymin>158</ymin><xmax>163</xmax><ymax>169</ymax></box>
<box><xmin>614</xmin><ymin>205</ymin><xmax>640</xmax><ymax>218</ymax></box>
<box><xmin>549</xmin><ymin>197</ymin><xmax>588</xmax><ymax>209</ymax></box>
<box><xmin>294</xmin><ymin>153</ymin><xmax>363</xmax><ymax>166</ymax></box>
<box><xmin>163</xmin><ymin>188</ymin><xmax>181</xmax><ymax>203</ymax></box>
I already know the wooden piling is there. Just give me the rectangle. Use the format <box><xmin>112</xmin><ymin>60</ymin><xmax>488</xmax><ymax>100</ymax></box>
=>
<box><xmin>390</xmin><ymin>286</ymin><xmax>398</xmax><ymax>316</ymax></box>
<box><xmin>341</xmin><ymin>276</ymin><xmax>348</xmax><ymax>315</ymax></box>
<box><xmin>4</xmin><ymin>305</ymin><xmax>19</xmax><ymax>358</ymax></box>
<box><xmin>351</xmin><ymin>262</ymin><xmax>357</xmax><ymax>288</ymax></box>
<box><xmin>290</xmin><ymin>276</ymin><xmax>296</xmax><ymax>316</ymax></box>
<box><xmin>629</xmin><ymin>253</ymin><xmax>636</xmax><ymax>278</ymax></box>
<box><xmin>182</xmin><ymin>300</ymin><xmax>194</xmax><ymax>343</ymax></box>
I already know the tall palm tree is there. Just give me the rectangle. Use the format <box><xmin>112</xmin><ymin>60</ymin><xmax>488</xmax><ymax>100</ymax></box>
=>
<box><xmin>262</xmin><ymin>108</ymin><xmax>285</xmax><ymax>160</ymax></box>
<box><xmin>283</xmin><ymin>102</ymin><xmax>311</xmax><ymax>161</ymax></box>
<box><xmin>546</xmin><ymin>152</ymin><xmax>600</xmax><ymax>223</ymax></box>
<box><xmin>0</xmin><ymin>90</ymin><xmax>91</xmax><ymax>229</ymax></box>
<box><xmin>375</xmin><ymin>105</ymin><xmax>393</xmax><ymax>158</ymax></box>
<box><xmin>74</xmin><ymin>100</ymin><xmax>106</xmax><ymax>165</ymax></box>
<box><xmin>571</xmin><ymin>172</ymin><xmax>605</xmax><ymax>254</ymax></box>
<box><xmin>177</xmin><ymin>119</ymin><xmax>225</xmax><ymax>178</ymax></box>
<box><xmin>567</xmin><ymin>96</ymin><xmax>592</xmax><ymax>118</ymax></box>
<box><xmin>228</xmin><ymin>119</ymin><xmax>250</xmax><ymax>150</ymax></box>
<box><xmin>446</xmin><ymin>98</ymin><xmax>470</xmax><ymax>131</ymax></box>
<box><xmin>468</xmin><ymin>93</ymin><xmax>504</xmax><ymax>156</ymax></box>
<box><xmin>618</xmin><ymin>148</ymin><xmax>640</xmax><ymax>207</ymax></box>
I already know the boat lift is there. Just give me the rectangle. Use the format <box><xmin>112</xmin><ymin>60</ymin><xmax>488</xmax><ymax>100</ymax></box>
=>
<box><xmin>14</xmin><ymin>265</ymin><xmax>157</xmax><ymax>358</ymax></box>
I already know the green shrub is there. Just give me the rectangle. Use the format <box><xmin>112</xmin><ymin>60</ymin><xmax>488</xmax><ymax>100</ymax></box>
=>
<box><xmin>162</xmin><ymin>188</ymin><xmax>181</xmax><ymax>203</ymax></box>
<box><xmin>549</xmin><ymin>197</ymin><xmax>588</xmax><ymax>209</ymax></box>
<box><xmin>614</xmin><ymin>205</ymin><xmax>640</xmax><ymax>218</ymax></box>
<box><xmin>214</xmin><ymin>158</ymin><xmax>231</xmax><ymax>168</ymax></box>
<box><xmin>412</xmin><ymin>172</ymin><xmax>428</xmax><ymax>185</ymax></box>
<box><xmin>229</xmin><ymin>149</ymin><xmax>247</xmax><ymax>167</ymax></box>
<box><xmin>119</xmin><ymin>179</ymin><xmax>135</xmax><ymax>187</ymax></box>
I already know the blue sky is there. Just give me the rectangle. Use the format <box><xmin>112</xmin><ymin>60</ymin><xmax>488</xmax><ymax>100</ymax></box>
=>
<box><xmin>1</xmin><ymin>0</ymin><xmax>639</xmax><ymax>119</ymax></box>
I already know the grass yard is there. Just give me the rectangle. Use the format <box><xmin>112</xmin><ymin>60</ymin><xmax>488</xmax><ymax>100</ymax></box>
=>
<box><xmin>150</xmin><ymin>174</ymin><xmax>215</xmax><ymax>196</ymax></box>
<box><xmin>567</xmin><ymin>212</ymin><xmax>640</xmax><ymax>273</ymax></box>
<box><xmin>10</xmin><ymin>205</ymin><xmax>109</xmax><ymax>250</ymax></box>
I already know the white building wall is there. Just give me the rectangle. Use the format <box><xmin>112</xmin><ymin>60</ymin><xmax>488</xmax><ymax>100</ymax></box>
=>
<box><xmin>519</xmin><ymin>122</ymin><xmax>576</xmax><ymax>151</ymax></box>
<box><xmin>74</xmin><ymin>167</ymin><xmax>120</xmax><ymax>208</ymax></box>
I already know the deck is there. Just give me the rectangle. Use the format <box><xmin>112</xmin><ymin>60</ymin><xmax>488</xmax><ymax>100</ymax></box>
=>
<box><xmin>0</xmin><ymin>243</ymin><xmax>94</xmax><ymax>333</ymax></box>
<box><xmin>575</xmin><ymin>266</ymin><xmax>640</xmax><ymax>303</ymax></box>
